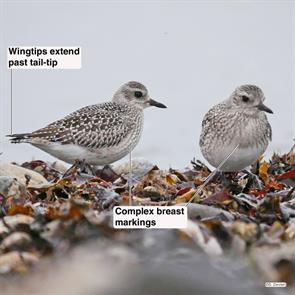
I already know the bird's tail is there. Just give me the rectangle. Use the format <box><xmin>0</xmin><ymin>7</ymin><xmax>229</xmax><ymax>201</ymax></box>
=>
<box><xmin>7</xmin><ymin>133</ymin><xmax>31</xmax><ymax>143</ymax></box>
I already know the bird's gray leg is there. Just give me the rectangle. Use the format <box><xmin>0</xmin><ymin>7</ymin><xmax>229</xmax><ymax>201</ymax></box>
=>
<box><xmin>79</xmin><ymin>160</ymin><xmax>96</xmax><ymax>175</ymax></box>
<box><xmin>204</xmin><ymin>170</ymin><xmax>232</xmax><ymax>187</ymax></box>
<box><xmin>206</xmin><ymin>170</ymin><xmax>222</xmax><ymax>184</ymax></box>
<box><xmin>242</xmin><ymin>169</ymin><xmax>263</xmax><ymax>191</ymax></box>
<box><xmin>206</xmin><ymin>171</ymin><xmax>242</xmax><ymax>193</ymax></box>
<box><xmin>219</xmin><ymin>172</ymin><xmax>233</xmax><ymax>188</ymax></box>
<box><xmin>62</xmin><ymin>161</ymin><xmax>78</xmax><ymax>178</ymax></box>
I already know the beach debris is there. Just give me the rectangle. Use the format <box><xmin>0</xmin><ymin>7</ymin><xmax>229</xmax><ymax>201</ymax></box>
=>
<box><xmin>0</xmin><ymin>162</ymin><xmax>49</xmax><ymax>187</ymax></box>
<box><xmin>0</xmin><ymin>146</ymin><xmax>294</xmax><ymax>292</ymax></box>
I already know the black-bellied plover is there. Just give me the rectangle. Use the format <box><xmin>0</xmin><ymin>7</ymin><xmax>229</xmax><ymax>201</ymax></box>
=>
<box><xmin>8</xmin><ymin>81</ymin><xmax>166</xmax><ymax>166</ymax></box>
<box><xmin>199</xmin><ymin>85</ymin><xmax>273</xmax><ymax>172</ymax></box>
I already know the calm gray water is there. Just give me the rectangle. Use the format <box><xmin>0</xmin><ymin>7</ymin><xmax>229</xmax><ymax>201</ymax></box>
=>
<box><xmin>1</xmin><ymin>1</ymin><xmax>294</xmax><ymax>169</ymax></box>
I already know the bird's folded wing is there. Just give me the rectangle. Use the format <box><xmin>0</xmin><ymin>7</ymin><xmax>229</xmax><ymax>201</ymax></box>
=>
<box><xmin>28</xmin><ymin>108</ymin><xmax>132</xmax><ymax>149</ymax></box>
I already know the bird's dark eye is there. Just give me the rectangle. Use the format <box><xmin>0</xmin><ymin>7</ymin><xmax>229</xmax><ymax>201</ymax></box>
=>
<box><xmin>134</xmin><ymin>91</ymin><xmax>143</xmax><ymax>98</ymax></box>
<box><xmin>242</xmin><ymin>95</ymin><xmax>249</xmax><ymax>102</ymax></box>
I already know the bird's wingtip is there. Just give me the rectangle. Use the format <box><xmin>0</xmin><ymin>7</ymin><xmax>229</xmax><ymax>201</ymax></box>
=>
<box><xmin>5</xmin><ymin>133</ymin><xmax>31</xmax><ymax>143</ymax></box>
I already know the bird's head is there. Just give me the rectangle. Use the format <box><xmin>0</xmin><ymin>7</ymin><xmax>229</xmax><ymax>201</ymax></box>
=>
<box><xmin>112</xmin><ymin>81</ymin><xmax>167</xmax><ymax>110</ymax></box>
<box><xmin>228</xmin><ymin>84</ymin><xmax>273</xmax><ymax>115</ymax></box>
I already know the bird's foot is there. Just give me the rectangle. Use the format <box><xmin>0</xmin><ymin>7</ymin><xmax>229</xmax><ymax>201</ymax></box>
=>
<box><xmin>242</xmin><ymin>169</ymin><xmax>263</xmax><ymax>192</ymax></box>
<box><xmin>205</xmin><ymin>170</ymin><xmax>224</xmax><ymax>185</ymax></box>
<box><xmin>191</xmin><ymin>158</ymin><xmax>211</xmax><ymax>172</ymax></box>
<box><xmin>62</xmin><ymin>159</ymin><xmax>95</xmax><ymax>178</ymax></box>
<box><xmin>204</xmin><ymin>170</ymin><xmax>239</xmax><ymax>192</ymax></box>
<box><xmin>217</xmin><ymin>172</ymin><xmax>241</xmax><ymax>194</ymax></box>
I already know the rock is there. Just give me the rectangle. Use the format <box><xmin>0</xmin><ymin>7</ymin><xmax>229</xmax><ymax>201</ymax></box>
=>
<box><xmin>3</xmin><ymin>214</ymin><xmax>35</xmax><ymax>230</ymax></box>
<box><xmin>0</xmin><ymin>220</ymin><xmax>10</xmax><ymax>238</ymax></box>
<box><xmin>182</xmin><ymin>203</ymin><xmax>235</xmax><ymax>222</ymax></box>
<box><xmin>51</xmin><ymin>161</ymin><xmax>68</xmax><ymax>174</ymax></box>
<box><xmin>231</xmin><ymin>235</ymin><xmax>246</xmax><ymax>254</ymax></box>
<box><xmin>0</xmin><ymin>251</ymin><xmax>38</xmax><ymax>274</ymax></box>
<box><xmin>250</xmin><ymin>240</ymin><xmax>295</xmax><ymax>283</ymax></box>
<box><xmin>113</xmin><ymin>158</ymin><xmax>155</xmax><ymax>184</ymax></box>
<box><xmin>0</xmin><ymin>162</ymin><xmax>49</xmax><ymax>187</ymax></box>
<box><xmin>280</xmin><ymin>200</ymin><xmax>295</xmax><ymax>219</ymax></box>
<box><xmin>0</xmin><ymin>232</ymin><xmax>32</xmax><ymax>251</ymax></box>
<box><xmin>285</xmin><ymin>220</ymin><xmax>295</xmax><ymax>239</ymax></box>
<box><xmin>0</xmin><ymin>176</ymin><xmax>25</xmax><ymax>198</ymax></box>
<box><xmin>40</xmin><ymin>220</ymin><xmax>63</xmax><ymax>244</ymax></box>
<box><xmin>96</xmin><ymin>187</ymin><xmax>121</xmax><ymax>209</ymax></box>
<box><xmin>231</xmin><ymin>221</ymin><xmax>258</xmax><ymax>243</ymax></box>
<box><xmin>179</xmin><ymin>220</ymin><xmax>223</xmax><ymax>256</ymax></box>
<box><xmin>0</xmin><ymin>240</ymin><xmax>266</xmax><ymax>295</ymax></box>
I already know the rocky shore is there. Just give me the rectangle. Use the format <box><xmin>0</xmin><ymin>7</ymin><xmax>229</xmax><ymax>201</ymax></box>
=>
<box><xmin>0</xmin><ymin>147</ymin><xmax>294</xmax><ymax>295</ymax></box>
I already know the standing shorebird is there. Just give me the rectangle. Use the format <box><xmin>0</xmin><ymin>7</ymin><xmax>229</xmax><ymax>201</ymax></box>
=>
<box><xmin>8</xmin><ymin>81</ymin><xmax>166</xmax><ymax>166</ymax></box>
<box><xmin>199</xmin><ymin>85</ymin><xmax>273</xmax><ymax>172</ymax></box>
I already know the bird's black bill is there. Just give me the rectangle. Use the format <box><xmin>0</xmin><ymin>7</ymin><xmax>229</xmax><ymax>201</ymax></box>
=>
<box><xmin>149</xmin><ymin>99</ymin><xmax>167</xmax><ymax>108</ymax></box>
<box><xmin>257</xmin><ymin>103</ymin><xmax>273</xmax><ymax>114</ymax></box>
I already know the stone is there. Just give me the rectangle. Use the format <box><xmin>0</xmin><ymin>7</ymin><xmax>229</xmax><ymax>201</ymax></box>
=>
<box><xmin>0</xmin><ymin>176</ymin><xmax>25</xmax><ymax>198</ymax></box>
<box><xmin>0</xmin><ymin>162</ymin><xmax>49</xmax><ymax>187</ymax></box>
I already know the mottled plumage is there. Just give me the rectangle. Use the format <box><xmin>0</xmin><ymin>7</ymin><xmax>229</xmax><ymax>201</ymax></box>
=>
<box><xmin>199</xmin><ymin>85</ymin><xmax>273</xmax><ymax>172</ymax></box>
<box><xmin>8</xmin><ymin>81</ymin><xmax>166</xmax><ymax>165</ymax></box>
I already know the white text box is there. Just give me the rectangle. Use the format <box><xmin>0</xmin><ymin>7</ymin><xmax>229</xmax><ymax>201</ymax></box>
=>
<box><xmin>7</xmin><ymin>46</ymin><xmax>81</xmax><ymax>69</ymax></box>
<box><xmin>113</xmin><ymin>206</ymin><xmax>187</xmax><ymax>229</ymax></box>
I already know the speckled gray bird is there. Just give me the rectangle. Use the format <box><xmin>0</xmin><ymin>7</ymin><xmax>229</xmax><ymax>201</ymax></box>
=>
<box><xmin>8</xmin><ymin>81</ymin><xmax>166</xmax><ymax>165</ymax></box>
<box><xmin>199</xmin><ymin>85</ymin><xmax>273</xmax><ymax>172</ymax></box>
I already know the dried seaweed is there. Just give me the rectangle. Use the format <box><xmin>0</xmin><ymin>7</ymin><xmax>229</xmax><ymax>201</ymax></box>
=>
<box><xmin>0</xmin><ymin>146</ymin><xmax>295</xmax><ymax>291</ymax></box>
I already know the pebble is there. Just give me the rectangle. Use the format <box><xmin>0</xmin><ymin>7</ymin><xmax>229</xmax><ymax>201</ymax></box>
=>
<box><xmin>113</xmin><ymin>158</ymin><xmax>155</xmax><ymax>185</ymax></box>
<box><xmin>0</xmin><ymin>162</ymin><xmax>49</xmax><ymax>187</ymax></box>
<box><xmin>0</xmin><ymin>251</ymin><xmax>38</xmax><ymax>274</ymax></box>
<box><xmin>182</xmin><ymin>203</ymin><xmax>235</xmax><ymax>222</ymax></box>
<box><xmin>0</xmin><ymin>176</ymin><xmax>25</xmax><ymax>198</ymax></box>
<box><xmin>3</xmin><ymin>214</ymin><xmax>35</xmax><ymax>229</ymax></box>
<box><xmin>0</xmin><ymin>232</ymin><xmax>32</xmax><ymax>251</ymax></box>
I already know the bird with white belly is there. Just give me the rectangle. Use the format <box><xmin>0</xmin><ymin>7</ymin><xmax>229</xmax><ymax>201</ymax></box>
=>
<box><xmin>8</xmin><ymin>81</ymin><xmax>166</xmax><ymax>170</ymax></box>
<box><xmin>199</xmin><ymin>84</ymin><xmax>273</xmax><ymax>186</ymax></box>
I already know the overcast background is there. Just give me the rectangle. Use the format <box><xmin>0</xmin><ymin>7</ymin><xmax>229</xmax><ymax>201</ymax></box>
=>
<box><xmin>0</xmin><ymin>0</ymin><xmax>294</xmax><ymax>169</ymax></box>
